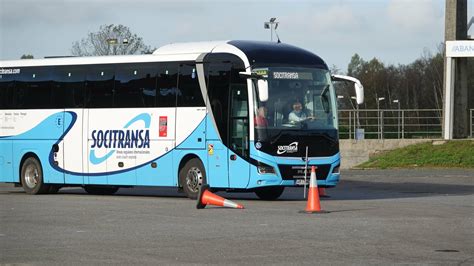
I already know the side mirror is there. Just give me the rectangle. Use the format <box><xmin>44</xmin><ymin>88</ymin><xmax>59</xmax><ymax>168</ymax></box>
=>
<box><xmin>331</xmin><ymin>74</ymin><xmax>365</xmax><ymax>105</ymax></box>
<box><xmin>239</xmin><ymin>71</ymin><xmax>269</xmax><ymax>102</ymax></box>
<box><xmin>257</xmin><ymin>79</ymin><xmax>269</xmax><ymax>102</ymax></box>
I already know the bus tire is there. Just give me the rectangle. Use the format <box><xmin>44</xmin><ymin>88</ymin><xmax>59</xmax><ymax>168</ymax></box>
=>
<box><xmin>179</xmin><ymin>158</ymin><xmax>206</xmax><ymax>200</ymax></box>
<box><xmin>255</xmin><ymin>186</ymin><xmax>285</xmax><ymax>200</ymax></box>
<box><xmin>83</xmin><ymin>185</ymin><xmax>119</xmax><ymax>195</ymax></box>
<box><xmin>20</xmin><ymin>157</ymin><xmax>50</xmax><ymax>195</ymax></box>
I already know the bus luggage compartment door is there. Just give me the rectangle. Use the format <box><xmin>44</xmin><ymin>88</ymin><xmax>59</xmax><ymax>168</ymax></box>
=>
<box><xmin>63</xmin><ymin>109</ymin><xmax>84</xmax><ymax>184</ymax></box>
<box><xmin>0</xmin><ymin>141</ymin><xmax>13</xmax><ymax>182</ymax></box>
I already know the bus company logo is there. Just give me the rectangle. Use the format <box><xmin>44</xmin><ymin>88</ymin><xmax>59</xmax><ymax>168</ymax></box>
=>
<box><xmin>89</xmin><ymin>113</ymin><xmax>151</xmax><ymax>165</ymax></box>
<box><xmin>277</xmin><ymin>142</ymin><xmax>298</xmax><ymax>155</ymax></box>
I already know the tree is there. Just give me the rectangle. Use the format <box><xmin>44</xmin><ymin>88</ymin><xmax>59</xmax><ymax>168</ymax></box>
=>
<box><xmin>71</xmin><ymin>24</ymin><xmax>151</xmax><ymax>56</ymax></box>
<box><xmin>20</xmin><ymin>54</ymin><xmax>34</xmax><ymax>59</ymax></box>
<box><xmin>347</xmin><ymin>53</ymin><xmax>365</xmax><ymax>77</ymax></box>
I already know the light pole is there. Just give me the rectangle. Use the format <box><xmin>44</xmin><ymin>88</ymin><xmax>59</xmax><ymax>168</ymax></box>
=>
<box><xmin>351</xmin><ymin>96</ymin><xmax>360</xmax><ymax>126</ymax></box>
<box><xmin>106</xmin><ymin>38</ymin><xmax>129</xmax><ymax>55</ymax></box>
<box><xmin>377</xmin><ymin>97</ymin><xmax>385</xmax><ymax>139</ymax></box>
<box><xmin>336</xmin><ymin>95</ymin><xmax>348</xmax><ymax>136</ymax></box>
<box><xmin>336</xmin><ymin>95</ymin><xmax>344</xmax><ymax>108</ymax></box>
<box><xmin>264</xmin><ymin>18</ymin><xmax>279</xmax><ymax>42</ymax></box>
<box><xmin>393</xmin><ymin>99</ymin><xmax>400</xmax><ymax>139</ymax></box>
<box><xmin>350</xmin><ymin>96</ymin><xmax>362</xmax><ymax>139</ymax></box>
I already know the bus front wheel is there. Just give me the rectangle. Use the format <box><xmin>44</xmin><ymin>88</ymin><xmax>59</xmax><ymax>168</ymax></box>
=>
<box><xmin>21</xmin><ymin>157</ymin><xmax>50</xmax><ymax>195</ymax></box>
<box><xmin>179</xmin><ymin>158</ymin><xmax>207</xmax><ymax>199</ymax></box>
<box><xmin>255</xmin><ymin>186</ymin><xmax>285</xmax><ymax>200</ymax></box>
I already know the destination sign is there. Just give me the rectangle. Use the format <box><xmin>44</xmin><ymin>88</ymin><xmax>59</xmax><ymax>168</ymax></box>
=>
<box><xmin>272</xmin><ymin>71</ymin><xmax>313</xmax><ymax>80</ymax></box>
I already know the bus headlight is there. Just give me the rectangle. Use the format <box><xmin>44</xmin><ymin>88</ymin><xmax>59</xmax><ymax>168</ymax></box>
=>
<box><xmin>332</xmin><ymin>165</ymin><xmax>340</xmax><ymax>174</ymax></box>
<box><xmin>257</xmin><ymin>162</ymin><xmax>275</xmax><ymax>175</ymax></box>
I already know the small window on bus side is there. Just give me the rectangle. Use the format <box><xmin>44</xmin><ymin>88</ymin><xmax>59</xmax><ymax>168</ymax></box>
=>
<box><xmin>52</xmin><ymin>66</ymin><xmax>85</xmax><ymax>108</ymax></box>
<box><xmin>14</xmin><ymin>67</ymin><xmax>54</xmax><ymax>109</ymax></box>
<box><xmin>0</xmin><ymin>73</ymin><xmax>15</xmax><ymax>109</ymax></box>
<box><xmin>156</xmin><ymin>63</ymin><xmax>178</xmax><ymax>107</ymax></box>
<box><xmin>115</xmin><ymin>63</ymin><xmax>157</xmax><ymax>108</ymax></box>
<box><xmin>177</xmin><ymin>63</ymin><xmax>205</xmax><ymax>107</ymax></box>
<box><xmin>85</xmin><ymin>65</ymin><xmax>115</xmax><ymax>108</ymax></box>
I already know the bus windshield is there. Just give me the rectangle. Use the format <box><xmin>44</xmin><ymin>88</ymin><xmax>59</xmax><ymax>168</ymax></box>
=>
<box><xmin>253</xmin><ymin>67</ymin><xmax>337</xmax><ymax>142</ymax></box>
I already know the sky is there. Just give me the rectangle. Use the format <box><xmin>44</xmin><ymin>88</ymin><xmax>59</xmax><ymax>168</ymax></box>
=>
<box><xmin>0</xmin><ymin>0</ymin><xmax>473</xmax><ymax>72</ymax></box>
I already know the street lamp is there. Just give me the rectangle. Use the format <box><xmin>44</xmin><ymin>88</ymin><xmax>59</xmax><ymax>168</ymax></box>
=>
<box><xmin>264</xmin><ymin>17</ymin><xmax>279</xmax><ymax>42</ymax></box>
<box><xmin>106</xmin><ymin>38</ymin><xmax>130</xmax><ymax>55</ymax></box>
<box><xmin>336</xmin><ymin>95</ymin><xmax>345</xmax><ymax>110</ymax></box>
<box><xmin>376</xmin><ymin>97</ymin><xmax>385</xmax><ymax>139</ymax></box>
<box><xmin>106</xmin><ymin>38</ymin><xmax>118</xmax><ymax>45</ymax></box>
<box><xmin>351</xmin><ymin>96</ymin><xmax>362</xmax><ymax>139</ymax></box>
<box><xmin>393</xmin><ymin>99</ymin><xmax>401</xmax><ymax>139</ymax></box>
<box><xmin>351</xmin><ymin>96</ymin><xmax>361</xmax><ymax>125</ymax></box>
<box><xmin>377</xmin><ymin>97</ymin><xmax>385</xmax><ymax>109</ymax></box>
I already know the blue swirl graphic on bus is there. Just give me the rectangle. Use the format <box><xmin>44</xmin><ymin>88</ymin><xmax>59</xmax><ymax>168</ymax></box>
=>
<box><xmin>89</xmin><ymin>113</ymin><xmax>151</xmax><ymax>165</ymax></box>
<box><xmin>89</xmin><ymin>149</ymin><xmax>115</xmax><ymax>165</ymax></box>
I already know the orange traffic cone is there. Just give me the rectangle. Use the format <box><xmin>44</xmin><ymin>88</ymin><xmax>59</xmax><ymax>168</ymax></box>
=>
<box><xmin>196</xmin><ymin>184</ymin><xmax>244</xmax><ymax>209</ymax></box>
<box><xmin>301</xmin><ymin>166</ymin><xmax>329</xmax><ymax>214</ymax></box>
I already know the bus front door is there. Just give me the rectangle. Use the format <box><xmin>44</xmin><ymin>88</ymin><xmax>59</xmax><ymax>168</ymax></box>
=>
<box><xmin>228</xmin><ymin>84</ymin><xmax>250</xmax><ymax>188</ymax></box>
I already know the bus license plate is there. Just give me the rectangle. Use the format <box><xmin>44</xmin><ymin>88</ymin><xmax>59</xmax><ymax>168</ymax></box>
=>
<box><xmin>295</xmin><ymin>179</ymin><xmax>309</xmax><ymax>186</ymax></box>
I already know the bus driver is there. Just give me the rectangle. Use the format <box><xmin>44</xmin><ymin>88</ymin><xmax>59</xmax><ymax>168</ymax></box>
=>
<box><xmin>288</xmin><ymin>100</ymin><xmax>314</xmax><ymax>123</ymax></box>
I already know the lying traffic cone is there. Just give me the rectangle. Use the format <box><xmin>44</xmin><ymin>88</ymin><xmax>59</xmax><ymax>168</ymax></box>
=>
<box><xmin>301</xmin><ymin>166</ymin><xmax>329</xmax><ymax>214</ymax></box>
<box><xmin>196</xmin><ymin>184</ymin><xmax>244</xmax><ymax>209</ymax></box>
<box><xmin>318</xmin><ymin>187</ymin><xmax>330</xmax><ymax>198</ymax></box>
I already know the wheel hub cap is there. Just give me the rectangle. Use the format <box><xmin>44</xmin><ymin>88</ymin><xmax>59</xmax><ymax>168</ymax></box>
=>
<box><xmin>24</xmin><ymin>164</ymin><xmax>39</xmax><ymax>189</ymax></box>
<box><xmin>186</xmin><ymin>167</ymin><xmax>203</xmax><ymax>193</ymax></box>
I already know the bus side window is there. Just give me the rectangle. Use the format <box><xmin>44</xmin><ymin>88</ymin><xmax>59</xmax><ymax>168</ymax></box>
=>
<box><xmin>14</xmin><ymin>67</ymin><xmax>53</xmax><ymax>109</ymax></box>
<box><xmin>115</xmin><ymin>63</ymin><xmax>157</xmax><ymax>108</ymax></box>
<box><xmin>177</xmin><ymin>63</ymin><xmax>205</xmax><ymax>107</ymax></box>
<box><xmin>85</xmin><ymin>65</ymin><xmax>115</xmax><ymax>108</ymax></box>
<box><xmin>156</xmin><ymin>63</ymin><xmax>178</xmax><ymax>107</ymax></box>
<box><xmin>0</xmin><ymin>75</ymin><xmax>15</xmax><ymax>109</ymax></box>
<box><xmin>52</xmin><ymin>66</ymin><xmax>85</xmax><ymax>108</ymax></box>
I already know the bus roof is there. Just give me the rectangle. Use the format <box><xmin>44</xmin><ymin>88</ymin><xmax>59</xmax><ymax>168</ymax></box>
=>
<box><xmin>152</xmin><ymin>40</ymin><xmax>229</xmax><ymax>55</ymax></box>
<box><xmin>0</xmin><ymin>40</ymin><xmax>327</xmax><ymax>69</ymax></box>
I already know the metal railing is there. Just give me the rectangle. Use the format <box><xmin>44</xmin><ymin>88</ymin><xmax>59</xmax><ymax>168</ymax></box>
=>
<box><xmin>470</xmin><ymin>109</ymin><xmax>474</xmax><ymax>138</ymax></box>
<box><xmin>338</xmin><ymin>109</ymin><xmax>443</xmax><ymax>139</ymax></box>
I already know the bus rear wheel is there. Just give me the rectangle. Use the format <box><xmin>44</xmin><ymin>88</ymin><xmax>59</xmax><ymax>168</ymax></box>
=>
<box><xmin>83</xmin><ymin>185</ymin><xmax>119</xmax><ymax>195</ymax></box>
<box><xmin>255</xmin><ymin>186</ymin><xmax>285</xmax><ymax>200</ymax></box>
<box><xmin>179</xmin><ymin>158</ymin><xmax>206</xmax><ymax>199</ymax></box>
<box><xmin>21</xmin><ymin>157</ymin><xmax>50</xmax><ymax>195</ymax></box>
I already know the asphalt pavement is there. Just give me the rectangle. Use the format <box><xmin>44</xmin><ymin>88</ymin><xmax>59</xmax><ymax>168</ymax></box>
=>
<box><xmin>1</xmin><ymin>169</ymin><xmax>473</xmax><ymax>265</ymax></box>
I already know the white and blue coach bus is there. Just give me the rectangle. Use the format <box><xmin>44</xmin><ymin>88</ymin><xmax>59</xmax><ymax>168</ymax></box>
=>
<box><xmin>0</xmin><ymin>41</ymin><xmax>363</xmax><ymax>200</ymax></box>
